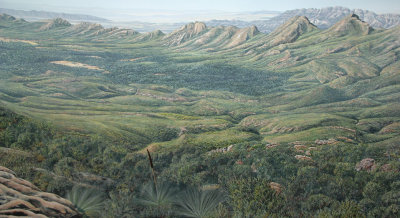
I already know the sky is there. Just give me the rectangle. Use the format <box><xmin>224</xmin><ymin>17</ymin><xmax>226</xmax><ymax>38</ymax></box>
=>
<box><xmin>1</xmin><ymin>0</ymin><xmax>400</xmax><ymax>22</ymax></box>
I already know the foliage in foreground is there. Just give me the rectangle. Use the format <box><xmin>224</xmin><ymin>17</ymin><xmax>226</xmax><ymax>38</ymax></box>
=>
<box><xmin>175</xmin><ymin>187</ymin><xmax>226</xmax><ymax>218</ymax></box>
<box><xmin>66</xmin><ymin>186</ymin><xmax>106</xmax><ymax>218</ymax></box>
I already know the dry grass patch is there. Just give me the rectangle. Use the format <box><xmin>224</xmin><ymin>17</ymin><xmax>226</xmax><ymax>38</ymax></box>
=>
<box><xmin>51</xmin><ymin>61</ymin><xmax>104</xmax><ymax>71</ymax></box>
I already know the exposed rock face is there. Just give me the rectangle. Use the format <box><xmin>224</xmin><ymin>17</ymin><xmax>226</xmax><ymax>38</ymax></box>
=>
<box><xmin>269</xmin><ymin>16</ymin><xmax>318</xmax><ymax>46</ymax></box>
<box><xmin>39</xmin><ymin>18</ymin><xmax>71</xmax><ymax>31</ymax></box>
<box><xmin>327</xmin><ymin>14</ymin><xmax>374</xmax><ymax>36</ymax></box>
<box><xmin>355</xmin><ymin>158</ymin><xmax>377</xmax><ymax>172</ymax></box>
<box><xmin>0</xmin><ymin>166</ymin><xmax>81</xmax><ymax>217</ymax></box>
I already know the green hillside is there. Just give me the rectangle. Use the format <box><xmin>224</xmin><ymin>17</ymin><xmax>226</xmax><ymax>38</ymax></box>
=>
<box><xmin>0</xmin><ymin>13</ymin><xmax>399</xmax><ymax>217</ymax></box>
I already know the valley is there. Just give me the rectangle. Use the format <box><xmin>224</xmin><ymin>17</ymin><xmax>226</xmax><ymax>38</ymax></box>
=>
<box><xmin>0</xmin><ymin>11</ymin><xmax>399</xmax><ymax>217</ymax></box>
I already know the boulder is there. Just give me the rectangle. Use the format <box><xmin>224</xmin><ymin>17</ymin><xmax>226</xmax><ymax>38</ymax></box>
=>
<box><xmin>294</xmin><ymin>145</ymin><xmax>307</xmax><ymax>150</ymax></box>
<box><xmin>295</xmin><ymin>155</ymin><xmax>312</xmax><ymax>161</ymax></box>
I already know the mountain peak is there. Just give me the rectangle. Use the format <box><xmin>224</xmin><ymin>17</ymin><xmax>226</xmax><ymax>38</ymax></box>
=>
<box><xmin>269</xmin><ymin>15</ymin><xmax>318</xmax><ymax>46</ymax></box>
<box><xmin>0</xmin><ymin>13</ymin><xmax>26</xmax><ymax>23</ymax></box>
<box><xmin>180</xmin><ymin>21</ymin><xmax>207</xmax><ymax>34</ymax></box>
<box><xmin>163</xmin><ymin>21</ymin><xmax>208</xmax><ymax>46</ymax></box>
<box><xmin>327</xmin><ymin>14</ymin><xmax>374</xmax><ymax>36</ymax></box>
<box><xmin>151</xmin><ymin>30</ymin><xmax>165</xmax><ymax>36</ymax></box>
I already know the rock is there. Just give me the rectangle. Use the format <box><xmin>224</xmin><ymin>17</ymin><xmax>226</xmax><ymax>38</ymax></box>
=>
<box><xmin>269</xmin><ymin>182</ymin><xmax>283</xmax><ymax>195</ymax></box>
<box><xmin>251</xmin><ymin>163</ymin><xmax>258</xmax><ymax>173</ymax></box>
<box><xmin>0</xmin><ymin>166</ymin><xmax>81</xmax><ymax>217</ymax></box>
<box><xmin>209</xmin><ymin>144</ymin><xmax>235</xmax><ymax>154</ymax></box>
<box><xmin>315</xmin><ymin>138</ymin><xmax>337</xmax><ymax>145</ymax></box>
<box><xmin>265</xmin><ymin>143</ymin><xmax>279</xmax><ymax>149</ymax></box>
<box><xmin>355</xmin><ymin>158</ymin><xmax>377</xmax><ymax>172</ymax></box>
<box><xmin>295</xmin><ymin>155</ymin><xmax>312</xmax><ymax>161</ymax></box>
<box><xmin>294</xmin><ymin>145</ymin><xmax>307</xmax><ymax>151</ymax></box>
<box><xmin>39</xmin><ymin>18</ymin><xmax>71</xmax><ymax>31</ymax></box>
<box><xmin>235</xmin><ymin>160</ymin><xmax>244</xmax><ymax>165</ymax></box>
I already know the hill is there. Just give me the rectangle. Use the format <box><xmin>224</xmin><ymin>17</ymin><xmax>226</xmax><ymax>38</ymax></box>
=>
<box><xmin>209</xmin><ymin>6</ymin><xmax>400</xmax><ymax>33</ymax></box>
<box><xmin>0</xmin><ymin>12</ymin><xmax>399</xmax><ymax>218</ymax></box>
<box><xmin>0</xmin><ymin>7</ymin><xmax>109</xmax><ymax>22</ymax></box>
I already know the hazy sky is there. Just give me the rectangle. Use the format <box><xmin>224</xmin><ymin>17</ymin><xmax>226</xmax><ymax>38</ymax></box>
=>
<box><xmin>1</xmin><ymin>0</ymin><xmax>400</xmax><ymax>13</ymax></box>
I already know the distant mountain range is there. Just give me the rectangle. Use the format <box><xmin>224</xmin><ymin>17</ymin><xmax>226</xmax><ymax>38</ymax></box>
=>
<box><xmin>1</xmin><ymin>6</ymin><xmax>400</xmax><ymax>34</ymax></box>
<box><xmin>0</xmin><ymin>8</ymin><xmax>109</xmax><ymax>22</ymax></box>
<box><xmin>206</xmin><ymin>6</ymin><xmax>400</xmax><ymax>33</ymax></box>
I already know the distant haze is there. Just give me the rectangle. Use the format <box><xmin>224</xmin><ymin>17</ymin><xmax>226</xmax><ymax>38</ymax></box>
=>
<box><xmin>0</xmin><ymin>0</ymin><xmax>399</xmax><ymax>22</ymax></box>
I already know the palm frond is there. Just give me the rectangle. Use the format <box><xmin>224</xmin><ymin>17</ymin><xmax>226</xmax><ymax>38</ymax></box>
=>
<box><xmin>66</xmin><ymin>186</ymin><xmax>106</xmax><ymax>217</ymax></box>
<box><xmin>176</xmin><ymin>187</ymin><xmax>226</xmax><ymax>218</ymax></box>
<box><xmin>138</xmin><ymin>182</ymin><xmax>176</xmax><ymax>207</ymax></box>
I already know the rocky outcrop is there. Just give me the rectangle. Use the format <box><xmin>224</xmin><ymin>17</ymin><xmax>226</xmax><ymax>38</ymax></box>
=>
<box><xmin>209</xmin><ymin>144</ymin><xmax>234</xmax><ymax>154</ymax></box>
<box><xmin>265</xmin><ymin>143</ymin><xmax>279</xmax><ymax>149</ymax></box>
<box><xmin>295</xmin><ymin>155</ymin><xmax>312</xmax><ymax>161</ymax></box>
<box><xmin>269</xmin><ymin>182</ymin><xmax>283</xmax><ymax>194</ymax></box>
<box><xmin>355</xmin><ymin>158</ymin><xmax>377</xmax><ymax>172</ymax></box>
<box><xmin>315</xmin><ymin>138</ymin><xmax>337</xmax><ymax>145</ymax></box>
<box><xmin>0</xmin><ymin>166</ymin><xmax>81</xmax><ymax>217</ymax></box>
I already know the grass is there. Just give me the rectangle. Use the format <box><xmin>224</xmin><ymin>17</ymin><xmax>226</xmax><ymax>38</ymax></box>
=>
<box><xmin>0</xmin><ymin>16</ymin><xmax>399</xmax><ymax>155</ymax></box>
<box><xmin>263</xmin><ymin>127</ymin><xmax>356</xmax><ymax>144</ymax></box>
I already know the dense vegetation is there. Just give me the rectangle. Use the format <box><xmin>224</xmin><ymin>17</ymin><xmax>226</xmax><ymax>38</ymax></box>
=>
<box><xmin>1</xmin><ymin>13</ymin><xmax>400</xmax><ymax>217</ymax></box>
